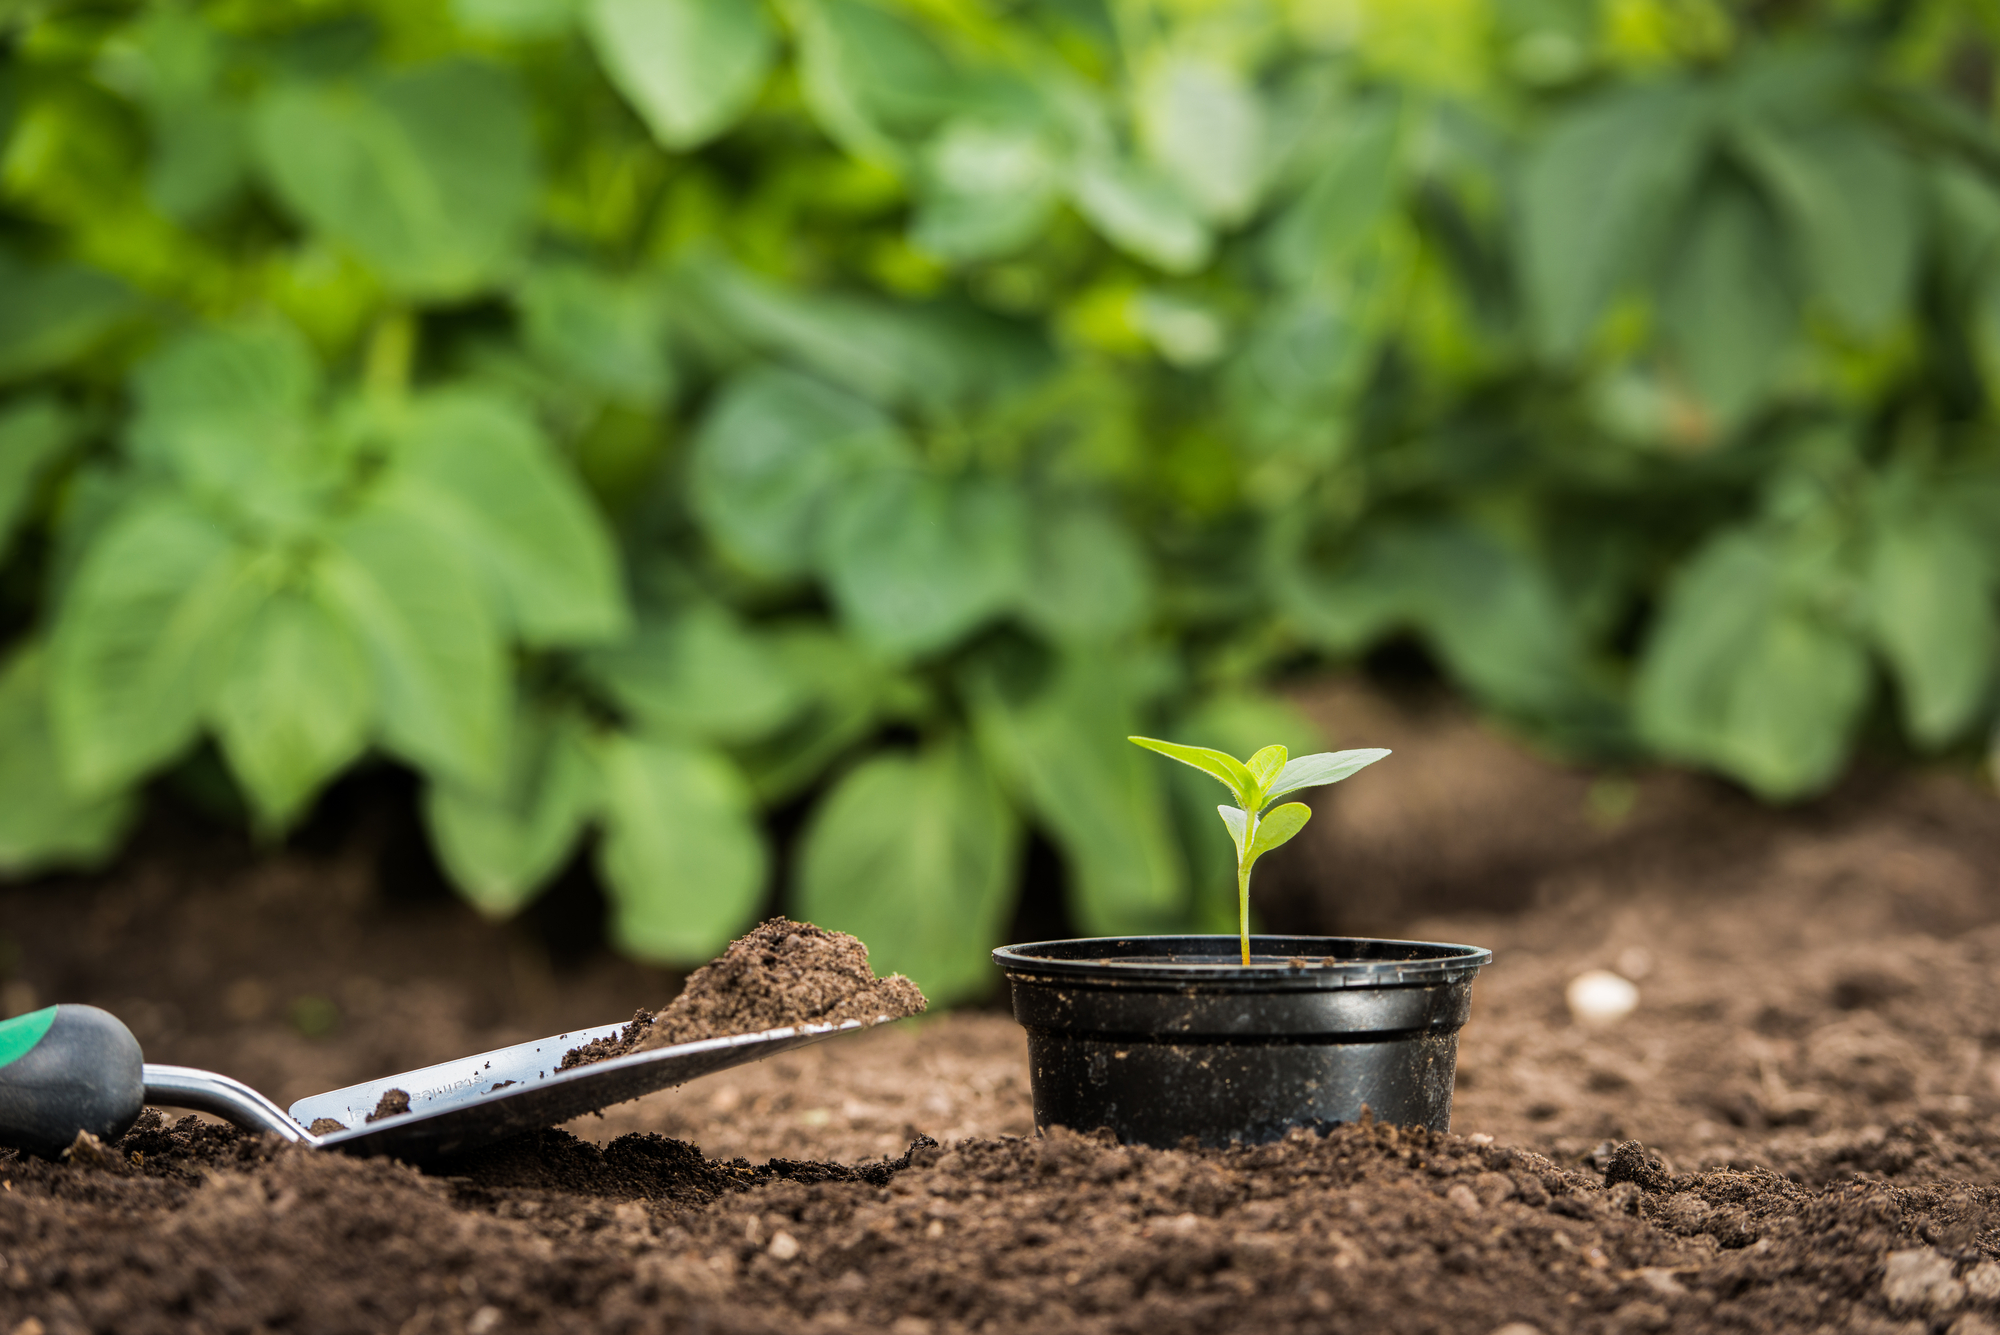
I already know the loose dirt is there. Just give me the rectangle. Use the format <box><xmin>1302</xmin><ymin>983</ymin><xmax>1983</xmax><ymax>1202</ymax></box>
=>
<box><xmin>5</xmin><ymin>678</ymin><xmax>2000</xmax><ymax>1333</ymax></box>
<box><xmin>561</xmin><ymin>919</ymin><xmax>926</xmax><ymax>1070</ymax></box>
<box><xmin>7</xmin><ymin>1108</ymin><xmax>1999</xmax><ymax>1334</ymax></box>
<box><xmin>365</xmin><ymin>1088</ymin><xmax>411</xmax><ymax>1122</ymax></box>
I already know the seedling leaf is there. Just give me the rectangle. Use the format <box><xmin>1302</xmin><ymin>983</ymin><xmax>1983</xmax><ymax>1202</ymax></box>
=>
<box><xmin>1266</xmin><ymin>748</ymin><xmax>1390</xmax><ymax>801</ymax></box>
<box><xmin>1127</xmin><ymin>735</ymin><xmax>1255</xmax><ymax>807</ymax></box>
<box><xmin>1245</xmin><ymin>743</ymin><xmax>1286</xmax><ymax>795</ymax></box>
<box><xmin>1216</xmin><ymin>804</ymin><xmax>1248</xmax><ymax>859</ymax></box>
<box><xmin>1247</xmin><ymin>801</ymin><xmax>1311</xmax><ymax>861</ymax></box>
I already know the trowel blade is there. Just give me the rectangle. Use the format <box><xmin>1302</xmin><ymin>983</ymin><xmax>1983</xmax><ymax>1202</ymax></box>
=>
<box><xmin>288</xmin><ymin>1017</ymin><xmax>887</xmax><ymax>1161</ymax></box>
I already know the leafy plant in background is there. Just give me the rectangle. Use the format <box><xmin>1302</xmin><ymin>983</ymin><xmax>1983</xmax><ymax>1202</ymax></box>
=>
<box><xmin>1131</xmin><ymin>737</ymin><xmax>1388</xmax><ymax>963</ymax></box>
<box><xmin>4</xmin><ymin>0</ymin><xmax>2000</xmax><ymax>1001</ymax></box>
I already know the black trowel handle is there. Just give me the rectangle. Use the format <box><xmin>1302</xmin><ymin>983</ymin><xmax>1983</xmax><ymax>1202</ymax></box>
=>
<box><xmin>0</xmin><ymin>1004</ymin><xmax>145</xmax><ymax>1158</ymax></box>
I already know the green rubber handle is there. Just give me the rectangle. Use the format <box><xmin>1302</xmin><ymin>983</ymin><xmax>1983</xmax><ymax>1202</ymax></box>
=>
<box><xmin>0</xmin><ymin>1005</ymin><xmax>144</xmax><ymax>1159</ymax></box>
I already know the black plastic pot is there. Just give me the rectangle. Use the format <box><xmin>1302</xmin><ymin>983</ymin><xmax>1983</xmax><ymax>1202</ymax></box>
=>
<box><xmin>992</xmin><ymin>935</ymin><xmax>1491</xmax><ymax>1148</ymax></box>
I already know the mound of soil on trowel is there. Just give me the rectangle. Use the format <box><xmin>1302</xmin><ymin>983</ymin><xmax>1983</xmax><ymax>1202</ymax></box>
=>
<box><xmin>561</xmin><ymin>919</ymin><xmax>925</xmax><ymax>1070</ymax></box>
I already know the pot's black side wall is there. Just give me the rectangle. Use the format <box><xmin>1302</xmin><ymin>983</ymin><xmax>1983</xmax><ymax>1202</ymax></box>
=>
<box><xmin>1001</xmin><ymin>940</ymin><xmax>1484</xmax><ymax>1148</ymax></box>
<box><xmin>1021</xmin><ymin>1021</ymin><xmax>1464</xmax><ymax>1148</ymax></box>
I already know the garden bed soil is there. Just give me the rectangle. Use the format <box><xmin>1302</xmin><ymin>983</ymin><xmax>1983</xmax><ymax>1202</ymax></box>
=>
<box><xmin>6</xmin><ymin>680</ymin><xmax>2000</xmax><ymax>1332</ymax></box>
<box><xmin>560</xmin><ymin>919</ymin><xmax>926</xmax><ymax>1070</ymax></box>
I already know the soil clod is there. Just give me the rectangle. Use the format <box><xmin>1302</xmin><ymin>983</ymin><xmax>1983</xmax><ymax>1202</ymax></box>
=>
<box><xmin>365</xmin><ymin>1088</ymin><xmax>411</xmax><ymax>1122</ymax></box>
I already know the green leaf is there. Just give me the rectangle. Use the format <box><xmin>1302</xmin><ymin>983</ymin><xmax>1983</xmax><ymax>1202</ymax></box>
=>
<box><xmin>1246</xmin><ymin>801</ymin><xmax>1310</xmax><ymax>863</ymax></box>
<box><xmin>0</xmin><ymin>646</ymin><xmax>136</xmax><ymax>875</ymax></box>
<box><xmin>451</xmin><ymin>0</ymin><xmax>578</xmax><ymax>38</ymax></box>
<box><xmin>792</xmin><ymin>0</ymin><xmax>956</xmax><ymax>164</ymax></box>
<box><xmin>1518</xmin><ymin>82</ymin><xmax>1710</xmax><ymax>360</ymax></box>
<box><xmin>586</xmin><ymin>603</ymin><xmax>803</xmax><ymax>742</ymax></box>
<box><xmin>686</xmin><ymin>261</ymin><xmax>1015</xmax><ymax>410</ymax></box>
<box><xmin>735</xmin><ymin>624</ymin><xmax>888</xmax><ymax>801</ymax></box>
<box><xmin>1635</xmin><ymin>529</ymin><xmax>1871</xmax><ymax>800</ymax></box>
<box><xmin>818</xmin><ymin>472</ymin><xmax>1027</xmax><ymax>658</ymax></box>
<box><xmin>1264</xmin><ymin>97</ymin><xmax>1399</xmax><ymax>284</ymax></box>
<box><xmin>0</xmin><ymin>395</ymin><xmax>75</xmax><ymax>560</ymax></box>
<box><xmin>209</xmin><ymin>586</ymin><xmax>373</xmax><ymax>828</ymax></box>
<box><xmin>0</xmin><ymin>256</ymin><xmax>135</xmax><ymax>383</ymax></box>
<box><xmin>1137</xmin><ymin>56</ymin><xmax>1265</xmax><ymax>225</ymax></box>
<box><xmin>1930</xmin><ymin>161</ymin><xmax>2000</xmax><ymax>292</ymax></box>
<box><xmin>127</xmin><ymin>322</ymin><xmax>328</xmax><ymax>527</ymax></box>
<box><xmin>796</xmin><ymin>734</ymin><xmax>1018</xmax><ymax>1004</ymax></box>
<box><xmin>320</xmin><ymin>499</ymin><xmax>509</xmax><ymax>790</ymax></box>
<box><xmin>595</xmin><ymin>735</ymin><xmax>767</xmax><ymax>962</ymax></box>
<box><xmin>1865</xmin><ymin>496</ymin><xmax>1996</xmax><ymax>747</ymax></box>
<box><xmin>516</xmin><ymin>263</ymin><xmax>674</xmax><ymax>406</ymax></box>
<box><xmin>687</xmin><ymin>368</ymin><xmax>909</xmax><ymax>579</ymax></box>
<box><xmin>1737</xmin><ymin>120</ymin><xmax>1917</xmax><ymax>337</ymax></box>
<box><xmin>149</xmin><ymin>96</ymin><xmax>248</xmax><ymax>221</ymax></box>
<box><xmin>1660</xmin><ymin>176</ymin><xmax>1795</xmax><ymax>425</ymax></box>
<box><xmin>1215</xmin><ymin>804</ymin><xmax>1248</xmax><ymax>861</ymax></box>
<box><xmin>381</xmin><ymin>391</ymin><xmax>628</xmax><ymax>646</ymax></box>
<box><xmin>252</xmin><ymin>61</ymin><xmax>536</xmax><ymax>297</ymax></box>
<box><xmin>100</xmin><ymin>9</ymin><xmax>246</xmax><ymax>219</ymax></box>
<box><xmin>1244</xmin><ymin>744</ymin><xmax>1287</xmax><ymax>793</ymax></box>
<box><xmin>1267</xmin><ymin>749</ymin><xmax>1390</xmax><ymax>801</ymax></box>
<box><xmin>1128</xmin><ymin>735</ymin><xmax>1255</xmax><ymax>808</ymax></box>
<box><xmin>1070</xmin><ymin>154</ymin><xmax>1213</xmax><ymax>274</ymax></box>
<box><xmin>911</xmin><ymin>118</ymin><xmax>1060</xmax><ymax>262</ymax></box>
<box><xmin>1014</xmin><ymin>502</ymin><xmax>1152</xmax><ymax>644</ymax></box>
<box><xmin>585</xmin><ymin>0</ymin><xmax>775</xmax><ymax>150</ymax></box>
<box><xmin>972</xmin><ymin>660</ymin><xmax>1185</xmax><ymax>933</ymax></box>
<box><xmin>48</xmin><ymin>496</ymin><xmax>251</xmax><ymax>795</ymax></box>
<box><xmin>426</xmin><ymin>704</ymin><xmax>599</xmax><ymax>916</ymax></box>
<box><xmin>1279</xmin><ymin>517</ymin><xmax>1599</xmax><ymax>723</ymax></box>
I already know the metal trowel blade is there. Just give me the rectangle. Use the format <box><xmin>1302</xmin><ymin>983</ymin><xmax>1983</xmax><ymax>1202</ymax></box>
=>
<box><xmin>288</xmin><ymin>1016</ymin><xmax>891</xmax><ymax>1161</ymax></box>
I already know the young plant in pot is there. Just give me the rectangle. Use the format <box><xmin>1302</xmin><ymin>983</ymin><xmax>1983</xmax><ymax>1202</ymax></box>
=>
<box><xmin>992</xmin><ymin>738</ymin><xmax>1491</xmax><ymax>1148</ymax></box>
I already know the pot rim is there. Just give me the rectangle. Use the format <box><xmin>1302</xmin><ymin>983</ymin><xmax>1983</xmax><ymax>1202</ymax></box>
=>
<box><xmin>993</xmin><ymin>934</ymin><xmax>1491</xmax><ymax>989</ymax></box>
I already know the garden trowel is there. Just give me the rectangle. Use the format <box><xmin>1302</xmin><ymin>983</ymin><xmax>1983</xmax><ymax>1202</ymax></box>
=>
<box><xmin>0</xmin><ymin>1003</ymin><xmax>889</xmax><ymax>1162</ymax></box>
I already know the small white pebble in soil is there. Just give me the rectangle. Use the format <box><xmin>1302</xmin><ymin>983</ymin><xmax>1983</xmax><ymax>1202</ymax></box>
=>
<box><xmin>1566</xmin><ymin>969</ymin><xmax>1639</xmax><ymax>1026</ymax></box>
<box><xmin>767</xmin><ymin>1231</ymin><xmax>800</xmax><ymax>1261</ymax></box>
<box><xmin>1489</xmin><ymin>1324</ymin><xmax>1544</xmax><ymax>1335</ymax></box>
<box><xmin>1883</xmin><ymin>1248</ymin><xmax>1964</xmax><ymax>1313</ymax></box>
<box><xmin>467</xmin><ymin>1307</ymin><xmax>502</xmax><ymax>1335</ymax></box>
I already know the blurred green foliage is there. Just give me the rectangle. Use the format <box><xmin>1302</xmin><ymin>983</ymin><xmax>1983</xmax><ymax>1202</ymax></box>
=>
<box><xmin>4</xmin><ymin>0</ymin><xmax>2000</xmax><ymax>998</ymax></box>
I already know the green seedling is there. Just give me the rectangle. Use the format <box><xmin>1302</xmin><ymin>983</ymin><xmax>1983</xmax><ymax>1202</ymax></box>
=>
<box><xmin>1129</xmin><ymin>737</ymin><xmax>1390</xmax><ymax>965</ymax></box>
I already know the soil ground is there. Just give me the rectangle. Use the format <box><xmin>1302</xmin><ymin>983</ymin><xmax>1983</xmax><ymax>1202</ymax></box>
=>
<box><xmin>6</xmin><ymin>680</ymin><xmax>2000</xmax><ymax>1334</ymax></box>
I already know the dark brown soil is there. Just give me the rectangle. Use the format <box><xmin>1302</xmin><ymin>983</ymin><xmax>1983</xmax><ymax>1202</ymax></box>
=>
<box><xmin>561</xmin><ymin>920</ymin><xmax>927</xmax><ymax>1070</ymax></box>
<box><xmin>6</xmin><ymin>678</ymin><xmax>2000</xmax><ymax>1333</ymax></box>
<box><xmin>365</xmin><ymin>1088</ymin><xmax>411</xmax><ymax>1122</ymax></box>
<box><xmin>8</xmin><ymin>1107</ymin><xmax>2000</xmax><ymax>1334</ymax></box>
